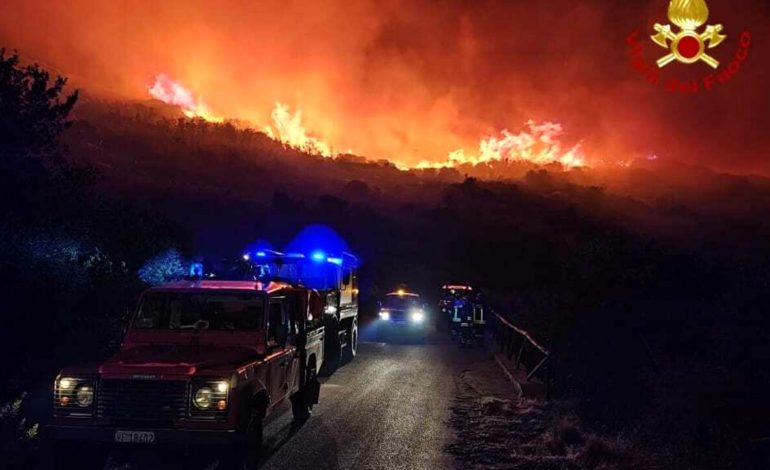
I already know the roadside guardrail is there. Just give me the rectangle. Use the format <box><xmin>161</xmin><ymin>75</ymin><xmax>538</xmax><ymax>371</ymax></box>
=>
<box><xmin>489</xmin><ymin>310</ymin><xmax>551</xmax><ymax>398</ymax></box>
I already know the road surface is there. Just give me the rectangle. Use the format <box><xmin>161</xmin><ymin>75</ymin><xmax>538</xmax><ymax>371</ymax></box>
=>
<box><xmin>260</xmin><ymin>332</ymin><xmax>485</xmax><ymax>469</ymax></box>
<box><xmin>105</xmin><ymin>326</ymin><xmax>488</xmax><ymax>470</ymax></box>
<box><xmin>263</xmin><ymin>324</ymin><xmax>482</xmax><ymax>470</ymax></box>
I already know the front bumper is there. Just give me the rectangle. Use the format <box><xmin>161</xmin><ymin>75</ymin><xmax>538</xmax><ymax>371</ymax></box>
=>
<box><xmin>45</xmin><ymin>424</ymin><xmax>242</xmax><ymax>446</ymax></box>
<box><xmin>378</xmin><ymin>320</ymin><xmax>427</xmax><ymax>332</ymax></box>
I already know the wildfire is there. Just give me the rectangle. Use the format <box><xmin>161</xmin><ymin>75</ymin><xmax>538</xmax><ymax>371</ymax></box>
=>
<box><xmin>149</xmin><ymin>75</ymin><xmax>585</xmax><ymax>169</ymax></box>
<box><xmin>417</xmin><ymin>121</ymin><xmax>585</xmax><ymax>170</ymax></box>
<box><xmin>149</xmin><ymin>75</ymin><xmax>334</xmax><ymax>157</ymax></box>
<box><xmin>148</xmin><ymin>74</ymin><xmax>223</xmax><ymax>123</ymax></box>
<box><xmin>263</xmin><ymin>103</ymin><xmax>333</xmax><ymax>157</ymax></box>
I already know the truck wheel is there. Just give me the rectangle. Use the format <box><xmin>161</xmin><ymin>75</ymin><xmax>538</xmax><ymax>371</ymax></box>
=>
<box><xmin>320</xmin><ymin>318</ymin><xmax>341</xmax><ymax>376</ymax></box>
<box><xmin>291</xmin><ymin>364</ymin><xmax>316</xmax><ymax>424</ymax></box>
<box><xmin>223</xmin><ymin>408</ymin><xmax>264</xmax><ymax>470</ymax></box>
<box><xmin>243</xmin><ymin>411</ymin><xmax>264</xmax><ymax>469</ymax></box>
<box><xmin>342</xmin><ymin>318</ymin><xmax>358</xmax><ymax>362</ymax></box>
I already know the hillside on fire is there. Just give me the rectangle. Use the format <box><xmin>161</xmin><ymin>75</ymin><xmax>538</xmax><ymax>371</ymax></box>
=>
<box><xmin>68</xmin><ymin>96</ymin><xmax>770</xmax><ymax>261</ymax></box>
<box><xmin>2</xmin><ymin>51</ymin><xmax>770</xmax><ymax>469</ymax></box>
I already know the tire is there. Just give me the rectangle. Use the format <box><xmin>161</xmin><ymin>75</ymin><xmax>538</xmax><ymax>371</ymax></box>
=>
<box><xmin>342</xmin><ymin>318</ymin><xmax>358</xmax><ymax>362</ymax></box>
<box><xmin>320</xmin><ymin>317</ymin><xmax>342</xmax><ymax>376</ymax></box>
<box><xmin>242</xmin><ymin>410</ymin><xmax>264</xmax><ymax>470</ymax></box>
<box><xmin>291</xmin><ymin>363</ymin><xmax>317</xmax><ymax>424</ymax></box>
<box><xmin>221</xmin><ymin>406</ymin><xmax>263</xmax><ymax>470</ymax></box>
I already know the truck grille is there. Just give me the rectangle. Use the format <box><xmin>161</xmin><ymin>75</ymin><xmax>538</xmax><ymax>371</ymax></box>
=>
<box><xmin>389</xmin><ymin>311</ymin><xmax>407</xmax><ymax>322</ymax></box>
<box><xmin>97</xmin><ymin>379</ymin><xmax>188</xmax><ymax>424</ymax></box>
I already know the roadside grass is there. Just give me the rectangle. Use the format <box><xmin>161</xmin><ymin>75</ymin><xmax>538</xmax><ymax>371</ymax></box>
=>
<box><xmin>1</xmin><ymin>393</ymin><xmax>41</xmax><ymax>469</ymax></box>
<box><xmin>447</xmin><ymin>360</ymin><xmax>641</xmax><ymax>470</ymax></box>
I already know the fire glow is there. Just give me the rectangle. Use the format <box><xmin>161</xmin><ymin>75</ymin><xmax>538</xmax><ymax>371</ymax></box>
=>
<box><xmin>149</xmin><ymin>75</ymin><xmax>334</xmax><ymax>157</ymax></box>
<box><xmin>417</xmin><ymin>121</ymin><xmax>585</xmax><ymax>169</ymax></box>
<box><xmin>263</xmin><ymin>103</ymin><xmax>333</xmax><ymax>157</ymax></box>
<box><xmin>149</xmin><ymin>74</ymin><xmax>223</xmax><ymax>123</ymax></box>
<box><xmin>149</xmin><ymin>75</ymin><xmax>585</xmax><ymax>169</ymax></box>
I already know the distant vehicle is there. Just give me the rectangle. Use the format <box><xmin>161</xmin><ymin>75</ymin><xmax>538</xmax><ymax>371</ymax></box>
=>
<box><xmin>244</xmin><ymin>249</ymin><xmax>359</xmax><ymax>370</ymax></box>
<box><xmin>377</xmin><ymin>289</ymin><xmax>427</xmax><ymax>341</ymax></box>
<box><xmin>45</xmin><ymin>279</ymin><xmax>324</xmax><ymax>470</ymax></box>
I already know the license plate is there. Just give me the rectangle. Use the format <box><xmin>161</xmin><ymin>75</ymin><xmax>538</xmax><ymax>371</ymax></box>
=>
<box><xmin>115</xmin><ymin>430</ymin><xmax>156</xmax><ymax>444</ymax></box>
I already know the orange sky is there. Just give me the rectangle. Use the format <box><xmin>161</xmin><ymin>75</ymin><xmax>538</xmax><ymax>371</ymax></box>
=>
<box><xmin>1</xmin><ymin>0</ymin><xmax>769</xmax><ymax>172</ymax></box>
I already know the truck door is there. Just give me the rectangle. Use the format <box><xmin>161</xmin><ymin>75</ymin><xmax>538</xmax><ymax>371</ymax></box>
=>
<box><xmin>267</xmin><ymin>299</ymin><xmax>290</xmax><ymax>404</ymax></box>
<box><xmin>340</xmin><ymin>267</ymin><xmax>352</xmax><ymax>305</ymax></box>
<box><xmin>284</xmin><ymin>296</ymin><xmax>301</xmax><ymax>396</ymax></box>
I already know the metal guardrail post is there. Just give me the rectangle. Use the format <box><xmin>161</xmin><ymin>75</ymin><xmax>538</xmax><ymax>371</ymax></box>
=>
<box><xmin>489</xmin><ymin>309</ymin><xmax>552</xmax><ymax>398</ymax></box>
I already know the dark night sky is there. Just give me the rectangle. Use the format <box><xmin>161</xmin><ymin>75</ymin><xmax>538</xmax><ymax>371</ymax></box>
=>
<box><xmin>1</xmin><ymin>0</ymin><xmax>768</xmax><ymax>173</ymax></box>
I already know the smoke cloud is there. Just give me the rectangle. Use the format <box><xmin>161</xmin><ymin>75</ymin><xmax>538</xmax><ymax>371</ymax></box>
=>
<box><xmin>1</xmin><ymin>0</ymin><xmax>768</xmax><ymax>172</ymax></box>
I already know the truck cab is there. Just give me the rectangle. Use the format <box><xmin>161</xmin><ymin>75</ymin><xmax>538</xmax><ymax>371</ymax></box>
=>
<box><xmin>245</xmin><ymin>250</ymin><xmax>359</xmax><ymax>369</ymax></box>
<box><xmin>376</xmin><ymin>289</ymin><xmax>428</xmax><ymax>341</ymax></box>
<box><xmin>46</xmin><ymin>280</ymin><xmax>324</xmax><ymax>469</ymax></box>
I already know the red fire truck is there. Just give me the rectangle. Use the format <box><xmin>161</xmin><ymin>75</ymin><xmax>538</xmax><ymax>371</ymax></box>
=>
<box><xmin>45</xmin><ymin>279</ymin><xmax>324</xmax><ymax>469</ymax></box>
<box><xmin>244</xmin><ymin>249</ymin><xmax>359</xmax><ymax>372</ymax></box>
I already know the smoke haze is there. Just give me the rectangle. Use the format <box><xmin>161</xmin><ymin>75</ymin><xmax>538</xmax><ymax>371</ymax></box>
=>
<box><xmin>1</xmin><ymin>0</ymin><xmax>768</xmax><ymax>172</ymax></box>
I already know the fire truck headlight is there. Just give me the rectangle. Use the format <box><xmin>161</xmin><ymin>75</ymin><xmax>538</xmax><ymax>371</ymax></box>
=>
<box><xmin>193</xmin><ymin>387</ymin><xmax>213</xmax><ymax>409</ymax></box>
<box><xmin>215</xmin><ymin>381</ymin><xmax>228</xmax><ymax>393</ymax></box>
<box><xmin>75</xmin><ymin>384</ymin><xmax>94</xmax><ymax>407</ymax></box>
<box><xmin>55</xmin><ymin>376</ymin><xmax>95</xmax><ymax>413</ymax></box>
<box><xmin>410</xmin><ymin>310</ymin><xmax>425</xmax><ymax>323</ymax></box>
<box><xmin>379</xmin><ymin>310</ymin><xmax>390</xmax><ymax>321</ymax></box>
<box><xmin>192</xmin><ymin>381</ymin><xmax>229</xmax><ymax>414</ymax></box>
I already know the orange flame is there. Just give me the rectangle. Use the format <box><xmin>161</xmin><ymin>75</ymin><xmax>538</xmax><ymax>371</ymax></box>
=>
<box><xmin>149</xmin><ymin>75</ymin><xmax>335</xmax><ymax>157</ymax></box>
<box><xmin>148</xmin><ymin>74</ymin><xmax>223</xmax><ymax>123</ymax></box>
<box><xmin>417</xmin><ymin>121</ymin><xmax>585</xmax><ymax>169</ymax></box>
<box><xmin>264</xmin><ymin>103</ymin><xmax>333</xmax><ymax>157</ymax></box>
<box><xmin>149</xmin><ymin>76</ymin><xmax>584</xmax><ymax>169</ymax></box>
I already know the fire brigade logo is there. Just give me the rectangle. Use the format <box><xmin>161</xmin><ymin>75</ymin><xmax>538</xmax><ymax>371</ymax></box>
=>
<box><xmin>651</xmin><ymin>0</ymin><xmax>726</xmax><ymax>69</ymax></box>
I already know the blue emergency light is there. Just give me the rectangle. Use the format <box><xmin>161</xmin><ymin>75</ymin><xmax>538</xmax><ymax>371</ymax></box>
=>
<box><xmin>189</xmin><ymin>262</ymin><xmax>204</xmax><ymax>278</ymax></box>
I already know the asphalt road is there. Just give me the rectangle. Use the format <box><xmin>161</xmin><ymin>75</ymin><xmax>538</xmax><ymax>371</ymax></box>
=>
<box><xmin>102</xmin><ymin>324</ymin><xmax>487</xmax><ymax>470</ymax></box>
<box><xmin>259</xmin><ymin>327</ymin><xmax>485</xmax><ymax>470</ymax></box>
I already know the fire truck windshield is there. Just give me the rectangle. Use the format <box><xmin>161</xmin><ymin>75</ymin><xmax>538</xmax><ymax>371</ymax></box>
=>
<box><xmin>254</xmin><ymin>259</ymin><xmax>339</xmax><ymax>290</ymax></box>
<box><xmin>383</xmin><ymin>295</ymin><xmax>420</xmax><ymax>310</ymax></box>
<box><xmin>134</xmin><ymin>292</ymin><xmax>265</xmax><ymax>331</ymax></box>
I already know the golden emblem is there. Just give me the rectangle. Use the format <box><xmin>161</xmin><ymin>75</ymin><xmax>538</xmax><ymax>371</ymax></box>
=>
<box><xmin>651</xmin><ymin>0</ymin><xmax>726</xmax><ymax>69</ymax></box>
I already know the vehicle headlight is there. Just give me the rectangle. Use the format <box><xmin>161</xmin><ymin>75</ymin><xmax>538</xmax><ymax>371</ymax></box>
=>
<box><xmin>75</xmin><ymin>384</ymin><xmax>94</xmax><ymax>407</ymax></box>
<box><xmin>379</xmin><ymin>310</ymin><xmax>390</xmax><ymax>320</ymax></box>
<box><xmin>191</xmin><ymin>381</ymin><xmax>229</xmax><ymax>415</ymax></box>
<box><xmin>410</xmin><ymin>310</ymin><xmax>425</xmax><ymax>323</ymax></box>
<box><xmin>193</xmin><ymin>387</ymin><xmax>213</xmax><ymax>409</ymax></box>
<box><xmin>55</xmin><ymin>376</ymin><xmax>95</xmax><ymax>413</ymax></box>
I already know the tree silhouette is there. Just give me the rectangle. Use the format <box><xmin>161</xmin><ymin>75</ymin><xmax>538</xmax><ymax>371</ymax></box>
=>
<box><xmin>0</xmin><ymin>49</ymin><xmax>78</xmax><ymax>180</ymax></box>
